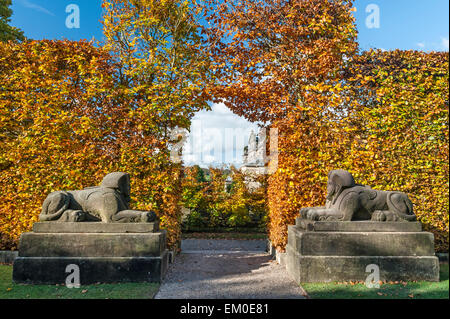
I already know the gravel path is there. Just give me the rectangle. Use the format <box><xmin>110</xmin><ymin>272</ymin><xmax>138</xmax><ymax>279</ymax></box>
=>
<box><xmin>155</xmin><ymin>239</ymin><xmax>306</xmax><ymax>299</ymax></box>
<box><xmin>181</xmin><ymin>239</ymin><xmax>267</xmax><ymax>253</ymax></box>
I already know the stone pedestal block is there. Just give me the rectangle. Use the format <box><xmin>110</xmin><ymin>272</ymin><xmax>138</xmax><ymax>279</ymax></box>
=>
<box><xmin>18</xmin><ymin>232</ymin><xmax>166</xmax><ymax>257</ymax></box>
<box><xmin>13</xmin><ymin>255</ymin><xmax>168</xmax><ymax>284</ymax></box>
<box><xmin>13</xmin><ymin>222</ymin><xmax>169</xmax><ymax>284</ymax></box>
<box><xmin>286</xmin><ymin>220</ymin><xmax>439</xmax><ymax>283</ymax></box>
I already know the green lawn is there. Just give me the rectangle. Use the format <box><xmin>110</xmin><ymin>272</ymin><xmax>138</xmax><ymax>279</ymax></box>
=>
<box><xmin>302</xmin><ymin>263</ymin><xmax>449</xmax><ymax>299</ymax></box>
<box><xmin>3</xmin><ymin>261</ymin><xmax>447</xmax><ymax>299</ymax></box>
<box><xmin>0</xmin><ymin>264</ymin><xmax>160</xmax><ymax>299</ymax></box>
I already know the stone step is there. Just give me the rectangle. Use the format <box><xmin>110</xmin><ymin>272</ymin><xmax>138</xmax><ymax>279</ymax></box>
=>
<box><xmin>182</xmin><ymin>250</ymin><xmax>266</xmax><ymax>255</ymax></box>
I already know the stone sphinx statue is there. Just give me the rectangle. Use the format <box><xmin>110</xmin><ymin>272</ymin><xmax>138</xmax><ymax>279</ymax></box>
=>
<box><xmin>300</xmin><ymin>170</ymin><xmax>416</xmax><ymax>222</ymax></box>
<box><xmin>40</xmin><ymin>172</ymin><xmax>157</xmax><ymax>223</ymax></box>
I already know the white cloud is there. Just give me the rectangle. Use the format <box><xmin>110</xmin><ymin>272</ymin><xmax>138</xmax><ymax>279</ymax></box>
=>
<box><xmin>441</xmin><ymin>37</ymin><xmax>449</xmax><ymax>51</ymax></box>
<box><xmin>182</xmin><ymin>103</ymin><xmax>261</xmax><ymax>168</ymax></box>
<box><xmin>416</xmin><ymin>37</ymin><xmax>449</xmax><ymax>52</ymax></box>
<box><xmin>18</xmin><ymin>0</ymin><xmax>55</xmax><ymax>16</ymax></box>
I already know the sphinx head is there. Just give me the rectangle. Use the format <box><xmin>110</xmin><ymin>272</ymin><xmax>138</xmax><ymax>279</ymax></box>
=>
<box><xmin>101</xmin><ymin>172</ymin><xmax>131</xmax><ymax>207</ymax></box>
<box><xmin>326</xmin><ymin>170</ymin><xmax>356</xmax><ymax>203</ymax></box>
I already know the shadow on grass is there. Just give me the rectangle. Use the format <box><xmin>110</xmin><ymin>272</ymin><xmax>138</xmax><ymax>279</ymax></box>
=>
<box><xmin>302</xmin><ymin>264</ymin><xmax>449</xmax><ymax>299</ymax></box>
<box><xmin>439</xmin><ymin>263</ymin><xmax>449</xmax><ymax>281</ymax></box>
<box><xmin>0</xmin><ymin>265</ymin><xmax>159</xmax><ymax>299</ymax></box>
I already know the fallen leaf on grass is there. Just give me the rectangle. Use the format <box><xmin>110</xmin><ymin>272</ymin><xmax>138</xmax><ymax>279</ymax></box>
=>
<box><xmin>81</xmin><ymin>289</ymin><xmax>88</xmax><ymax>294</ymax></box>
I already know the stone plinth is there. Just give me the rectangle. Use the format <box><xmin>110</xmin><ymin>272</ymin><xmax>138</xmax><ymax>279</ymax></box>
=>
<box><xmin>13</xmin><ymin>222</ymin><xmax>168</xmax><ymax>284</ymax></box>
<box><xmin>33</xmin><ymin>221</ymin><xmax>160</xmax><ymax>233</ymax></box>
<box><xmin>286</xmin><ymin>220</ymin><xmax>439</xmax><ymax>283</ymax></box>
<box><xmin>295</xmin><ymin>218</ymin><xmax>423</xmax><ymax>232</ymax></box>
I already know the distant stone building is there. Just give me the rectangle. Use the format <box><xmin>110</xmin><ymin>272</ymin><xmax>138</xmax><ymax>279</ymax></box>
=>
<box><xmin>241</xmin><ymin>129</ymin><xmax>267</xmax><ymax>190</ymax></box>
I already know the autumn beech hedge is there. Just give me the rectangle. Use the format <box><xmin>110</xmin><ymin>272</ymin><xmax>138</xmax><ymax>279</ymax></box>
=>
<box><xmin>267</xmin><ymin>50</ymin><xmax>449</xmax><ymax>253</ymax></box>
<box><xmin>203</xmin><ymin>0</ymin><xmax>448</xmax><ymax>252</ymax></box>
<box><xmin>0</xmin><ymin>40</ymin><xmax>183</xmax><ymax>250</ymax></box>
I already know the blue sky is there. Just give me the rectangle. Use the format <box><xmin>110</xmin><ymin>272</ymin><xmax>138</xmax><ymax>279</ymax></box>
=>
<box><xmin>11</xmin><ymin>0</ymin><xmax>104</xmax><ymax>41</ymax></box>
<box><xmin>9</xmin><ymin>0</ymin><xmax>449</xmax><ymax>167</ymax></box>
<box><xmin>354</xmin><ymin>0</ymin><xmax>449</xmax><ymax>52</ymax></box>
<box><xmin>10</xmin><ymin>0</ymin><xmax>449</xmax><ymax>51</ymax></box>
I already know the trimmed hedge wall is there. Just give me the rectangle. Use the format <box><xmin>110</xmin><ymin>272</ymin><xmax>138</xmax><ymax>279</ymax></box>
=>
<box><xmin>267</xmin><ymin>50</ymin><xmax>449</xmax><ymax>253</ymax></box>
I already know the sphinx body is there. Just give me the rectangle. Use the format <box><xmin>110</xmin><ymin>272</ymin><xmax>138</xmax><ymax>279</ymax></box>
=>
<box><xmin>40</xmin><ymin>172</ymin><xmax>156</xmax><ymax>223</ymax></box>
<box><xmin>300</xmin><ymin>170</ymin><xmax>416</xmax><ymax>222</ymax></box>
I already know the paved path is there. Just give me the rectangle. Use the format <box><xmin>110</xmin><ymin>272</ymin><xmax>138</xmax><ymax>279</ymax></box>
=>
<box><xmin>180</xmin><ymin>238</ymin><xmax>268</xmax><ymax>254</ymax></box>
<box><xmin>155</xmin><ymin>239</ymin><xmax>306</xmax><ymax>299</ymax></box>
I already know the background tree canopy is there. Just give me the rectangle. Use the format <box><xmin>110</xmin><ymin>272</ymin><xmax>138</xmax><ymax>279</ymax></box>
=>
<box><xmin>181</xmin><ymin>166</ymin><xmax>267</xmax><ymax>231</ymax></box>
<box><xmin>0</xmin><ymin>0</ymin><xmax>24</xmax><ymax>42</ymax></box>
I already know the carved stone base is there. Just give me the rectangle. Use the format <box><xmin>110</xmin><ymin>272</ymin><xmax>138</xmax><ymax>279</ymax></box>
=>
<box><xmin>13</xmin><ymin>223</ymin><xmax>169</xmax><ymax>284</ymax></box>
<box><xmin>286</xmin><ymin>220</ymin><xmax>440</xmax><ymax>283</ymax></box>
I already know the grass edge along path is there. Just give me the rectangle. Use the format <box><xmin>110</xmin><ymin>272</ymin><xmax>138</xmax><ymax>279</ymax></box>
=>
<box><xmin>0</xmin><ymin>264</ymin><xmax>159</xmax><ymax>299</ymax></box>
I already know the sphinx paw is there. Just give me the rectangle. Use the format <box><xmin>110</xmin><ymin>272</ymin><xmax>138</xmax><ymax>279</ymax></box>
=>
<box><xmin>323</xmin><ymin>215</ymin><xmax>339</xmax><ymax>221</ymax></box>
<box><xmin>307</xmin><ymin>211</ymin><xmax>320</xmax><ymax>221</ymax></box>
<box><xmin>299</xmin><ymin>208</ymin><xmax>310</xmax><ymax>219</ymax></box>
<box><xmin>67</xmin><ymin>210</ymin><xmax>85</xmax><ymax>222</ymax></box>
<box><xmin>371</xmin><ymin>211</ymin><xmax>387</xmax><ymax>222</ymax></box>
<box><xmin>140</xmin><ymin>211</ymin><xmax>157</xmax><ymax>223</ymax></box>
